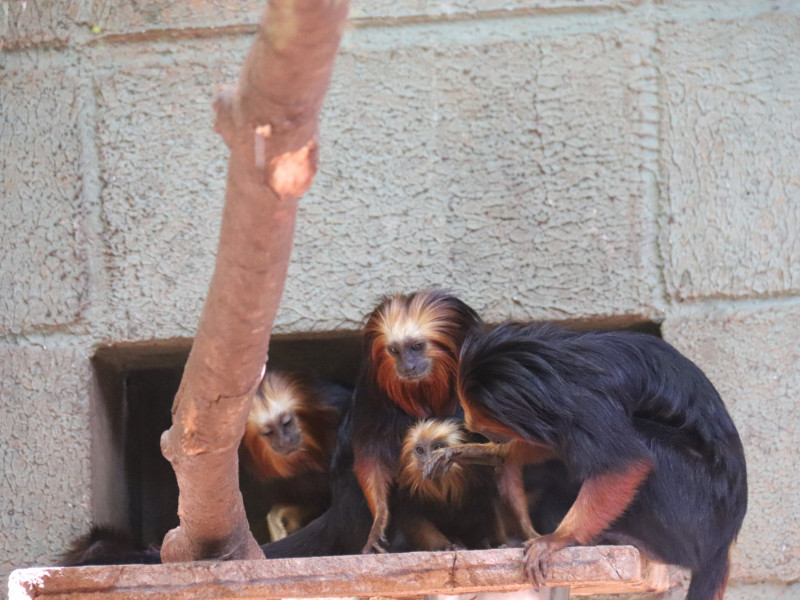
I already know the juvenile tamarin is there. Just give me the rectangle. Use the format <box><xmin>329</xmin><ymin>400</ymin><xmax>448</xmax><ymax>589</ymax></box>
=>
<box><xmin>427</xmin><ymin>322</ymin><xmax>747</xmax><ymax>600</ymax></box>
<box><xmin>352</xmin><ymin>290</ymin><xmax>484</xmax><ymax>553</ymax></box>
<box><xmin>389</xmin><ymin>418</ymin><xmax>508</xmax><ymax>551</ymax></box>
<box><xmin>240</xmin><ymin>370</ymin><xmax>352</xmax><ymax>541</ymax></box>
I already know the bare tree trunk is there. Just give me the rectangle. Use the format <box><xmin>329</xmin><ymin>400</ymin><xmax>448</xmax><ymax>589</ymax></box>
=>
<box><xmin>159</xmin><ymin>0</ymin><xmax>350</xmax><ymax>563</ymax></box>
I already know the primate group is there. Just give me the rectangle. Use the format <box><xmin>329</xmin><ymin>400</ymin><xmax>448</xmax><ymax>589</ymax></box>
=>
<box><xmin>64</xmin><ymin>290</ymin><xmax>747</xmax><ymax>600</ymax></box>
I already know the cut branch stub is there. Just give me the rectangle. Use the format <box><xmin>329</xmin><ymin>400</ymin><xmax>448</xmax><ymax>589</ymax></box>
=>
<box><xmin>267</xmin><ymin>138</ymin><xmax>318</xmax><ymax>201</ymax></box>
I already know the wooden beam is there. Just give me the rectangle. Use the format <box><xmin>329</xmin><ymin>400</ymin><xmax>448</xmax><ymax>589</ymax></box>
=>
<box><xmin>9</xmin><ymin>546</ymin><xmax>675</xmax><ymax>600</ymax></box>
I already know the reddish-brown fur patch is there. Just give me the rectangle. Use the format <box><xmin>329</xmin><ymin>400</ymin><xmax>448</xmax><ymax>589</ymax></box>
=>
<box><xmin>556</xmin><ymin>458</ymin><xmax>652</xmax><ymax>544</ymax></box>
<box><xmin>365</xmin><ymin>292</ymin><xmax>465</xmax><ymax>417</ymax></box>
<box><xmin>354</xmin><ymin>454</ymin><xmax>393</xmax><ymax>519</ymax></box>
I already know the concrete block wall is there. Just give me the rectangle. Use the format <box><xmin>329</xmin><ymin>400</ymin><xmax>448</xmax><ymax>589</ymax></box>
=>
<box><xmin>2</xmin><ymin>0</ymin><xmax>798</xmax><ymax>596</ymax></box>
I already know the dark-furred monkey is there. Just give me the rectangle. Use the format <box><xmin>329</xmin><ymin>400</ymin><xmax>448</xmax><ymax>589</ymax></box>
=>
<box><xmin>352</xmin><ymin>290</ymin><xmax>484</xmax><ymax>553</ymax></box>
<box><xmin>428</xmin><ymin>322</ymin><xmax>747</xmax><ymax>600</ymax></box>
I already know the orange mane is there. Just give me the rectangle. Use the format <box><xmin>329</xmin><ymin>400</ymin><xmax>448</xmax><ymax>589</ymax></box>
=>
<box><xmin>365</xmin><ymin>291</ymin><xmax>477</xmax><ymax>418</ymax></box>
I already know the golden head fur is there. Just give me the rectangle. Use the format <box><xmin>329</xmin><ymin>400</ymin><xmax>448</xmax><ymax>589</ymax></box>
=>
<box><xmin>398</xmin><ymin>419</ymin><xmax>469</xmax><ymax>506</ymax></box>
<box><xmin>365</xmin><ymin>290</ymin><xmax>480</xmax><ymax>418</ymax></box>
<box><xmin>243</xmin><ymin>370</ymin><xmax>339</xmax><ymax>480</ymax></box>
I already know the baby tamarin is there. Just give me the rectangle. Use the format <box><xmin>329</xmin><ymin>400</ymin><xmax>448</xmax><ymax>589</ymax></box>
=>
<box><xmin>389</xmin><ymin>418</ymin><xmax>508</xmax><ymax>551</ymax></box>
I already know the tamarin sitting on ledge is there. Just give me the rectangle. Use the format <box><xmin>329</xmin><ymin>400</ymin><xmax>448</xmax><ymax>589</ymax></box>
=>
<box><xmin>241</xmin><ymin>370</ymin><xmax>351</xmax><ymax>541</ymax></box>
<box><xmin>388</xmin><ymin>418</ymin><xmax>509</xmax><ymax>552</ymax></box>
<box><xmin>424</xmin><ymin>322</ymin><xmax>747</xmax><ymax>600</ymax></box>
<box><xmin>350</xmin><ymin>290</ymin><xmax>541</xmax><ymax>553</ymax></box>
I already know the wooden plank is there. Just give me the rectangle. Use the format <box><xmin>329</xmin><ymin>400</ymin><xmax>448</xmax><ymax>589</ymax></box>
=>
<box><xmin>8</xmin><ymin>546</ymin><xmax>673</xmax><ymax>600</ymax></box>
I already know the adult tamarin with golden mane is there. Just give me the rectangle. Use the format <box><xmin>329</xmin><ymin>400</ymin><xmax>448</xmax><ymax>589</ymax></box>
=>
<box><xmin>241</xmin><ymin>370</ymin><xmax>351</xmax><ymax>540</ymax></box>
<box><xmin>352</xmin><ymin>290</ymin><xmax>484</xmax><ymax>553</ymax></box>
<box><xmin>60</xmin><ymin>370</ymin><xmax>351</xmax><ymax>565</ymax></box>
<box><xmin>389</xmin><ymin>419</ymin><xmax>508</xmax><ymax>551</ymax></box>
<box><xmin>427</xmin><ymin>322</ymin><xmax>747</xmax><ymax>600</ymax></box>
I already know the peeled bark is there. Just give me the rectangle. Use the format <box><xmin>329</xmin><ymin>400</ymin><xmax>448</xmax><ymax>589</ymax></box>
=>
<box><xmin>159</xmin><ymin>0</ymin><xmax>350</xmax><ymax>563</ymax></box>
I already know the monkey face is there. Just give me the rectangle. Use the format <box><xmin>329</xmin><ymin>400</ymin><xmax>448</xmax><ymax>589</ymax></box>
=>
<box><xmin>463</xmin><ymin>403</ymin><xmax>514</xmax><ymax>443</ymax></box>
<box><xmin>248</xmin><ymin>381</ymin><xmax>305</xmax><ymax>457</ymax></box>
<box><xmin>386</xmin><ymin>338</ymin><xmax>432</xmax><ymax>381</ymax></box>
<box><xmin>260</xmin><ymin>412</ymin><xmax>302</xmax><ymax>455</ymax></box>
<box><xmin>412</xmin><ymin>437</ymin><xmax>447</xmax><ymax>471</ymax></box>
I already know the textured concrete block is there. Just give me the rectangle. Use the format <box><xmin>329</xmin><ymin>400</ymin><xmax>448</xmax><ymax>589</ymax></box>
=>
<box><xmin>93</xmin><ymin>24</ymin><xmax>661</xmax><ymax>341</ymax></box>
<box><xmin>87</xmin><ymin>0</ymin><xmax>641</xmax><ymax>34</ymax></box>
<box><xmin>658</xmin><ymin>11</ymin><xmax>800</xmax><ymax>301</ymax></box>
<box><xmin>88</xmin><ymin>0</ymin><xmax>262</xmax><ymax>33</ymax></box>
<box><xmin>0</xmin><ymin>346</ymin><xmax>93</xmax><ymax>592</ymax></box>
<box><xmin>0</xmin><ymin>0</ymin><xmax>88</xmax><ymax>49</ymax></box>
<box><xmin>725</xmin><ymin>581</ymin><xmax>800</xmax><ymax>600</ymax></box>
<box><xmin>0</xmin><ymin>52</ymin><xmax>91</xmax><ymax>336</ymax></box>
<box><xmin>283</xmin><ymin>23</ymin><xmax>662</xmax><ymax>331</ymax></box>
<box><xmin>662</xmin><ymin>304</ymin><xmax>800</xmax><ymax>582</ymax></box>
<box><xmin>92</xmin><ymin>39</ymin><xmax>245</xmax><ymax>341</ymax></box>
<box><xmin>351</xmin><ymin>0</ymin><xmax>643</xmax><ymax>21</ymax></box>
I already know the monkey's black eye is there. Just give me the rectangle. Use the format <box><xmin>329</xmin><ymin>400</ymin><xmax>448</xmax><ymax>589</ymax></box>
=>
<box><xmin>410</xmin><ymin>341</ymin><xmax>425</xmax><ymax>352</ymax></box>
<box><xmin>414</xmin><ymin>445</ymin><xmax>425</xmax><ymax>455</ymax></box>
<box><xmin>262</xmin><ymin>427</ymin><xmax>274</xmax><ymax>437</ymax></box>
<box><xmin>280</xmin><ymin>413</ymin><xmax>293</xmax><ymax>426</ymax></box>
<box><xmin>433</xmin><ymin>442</ymin><xmax>445</xmax><ymax>451</ymax></box>
<box><xmin>387</xmin><ymin>346</ymin><xmax>399</xmax><ymax>355</ymax></box>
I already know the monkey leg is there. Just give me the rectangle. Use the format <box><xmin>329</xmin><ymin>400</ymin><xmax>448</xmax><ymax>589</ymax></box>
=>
<box><xmin>523</xmin><ymin>459</ymin><xmax>651</xmax><ymax>589</ymax></box>
<box><xmin>497</xmin><ymin>463</ymin><xmax>538</xmax><ymax>540</ymax></box>
<box><xmin>403</xmin><ymin>515</ymin><xmax>460</xmax><ymax>552</ymax></box>
<box><xmin>355</xmin><ymin>456</ymin><xmax>393</xmax><ymax>554</ymax></box>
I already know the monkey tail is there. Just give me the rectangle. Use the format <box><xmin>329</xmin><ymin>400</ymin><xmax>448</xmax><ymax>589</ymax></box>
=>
<box><xmin>260</xmin><ymin>502</ymin><xmax>369</xmax><ymax>558</ymax></box>
<box><xmin>58</xmin><ymin>525</ymin><xmax>161</xmax><ymax>566</ymax></box>
<box><xmin>687</xmin><ymin>548</ymin><xmax>731</xmax><ymax>600</ymax></box>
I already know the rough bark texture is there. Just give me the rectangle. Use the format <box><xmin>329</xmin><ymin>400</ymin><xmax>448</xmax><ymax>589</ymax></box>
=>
<box><xmin>9</xmin><ymin>546</ymin><xmax>677</xmax><ymax>599</ymax></box>
<box><xmin>158</xmin><ymin>0</ymin><xmax>350</xmax><ymax>563</ymax></box>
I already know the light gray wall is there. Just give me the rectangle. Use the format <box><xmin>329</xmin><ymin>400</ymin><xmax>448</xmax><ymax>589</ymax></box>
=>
<box><xmin>2</xmin><ymin>0</ymin><xmax>799</xmax><ymax>596</ymax></box>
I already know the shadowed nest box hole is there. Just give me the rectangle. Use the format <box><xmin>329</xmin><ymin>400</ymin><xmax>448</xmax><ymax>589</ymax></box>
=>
<box><xmin>89</xmin><ymin>320</ymin><xmax>661</xmax><ymax>549</ymax></box>
<box><xmin>91</xmin><ymin>334</ymin><xmax>363</xmax><ymax>548</ymax></box>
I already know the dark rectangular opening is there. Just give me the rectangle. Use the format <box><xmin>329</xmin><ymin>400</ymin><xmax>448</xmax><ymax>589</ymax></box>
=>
<box><xmin>90</xmin><ymin>320</ymin><xmax>661</xmax><ymax>549</ymax></box>
<box><xmin>92</xmin><ymin>333</ymin><xmax>363</xmax><ymax>548</ymax></box>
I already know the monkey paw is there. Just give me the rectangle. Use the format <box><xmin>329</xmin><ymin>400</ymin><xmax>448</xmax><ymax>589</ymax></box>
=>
<box><xmin>422</xmin><ymin>448</ymin><xmax>457</xmax><ymax>480</ymax></box>
<box><xmin>522</xmin><ymin>534</ymin><xmax>568</xmax><ymax>590</ymax></box>
<box><xmin>361</xmin><ymin>535</ymin><xmax>388</xmax><ymax>554</ymax></box>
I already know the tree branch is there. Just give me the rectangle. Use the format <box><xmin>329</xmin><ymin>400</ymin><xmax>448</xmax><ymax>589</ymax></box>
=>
<box><xmin>159</xmin><ymin>0</ymin><xmax>350</xmax><ymax>563</ymax></box>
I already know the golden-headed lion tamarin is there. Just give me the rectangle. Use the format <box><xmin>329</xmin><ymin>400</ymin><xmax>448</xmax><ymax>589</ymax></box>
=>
<box><xmin>243</xmin><ymin>370</ymin><xmax>346</xmax><ymax>481</ymax></box>
<box><xmin>240</xmin><ymin>370</ymin><xmax>351</xmax><ymax>541</ymax></box>
<box><xmin>389</xmin><ymin>419</ymin><xmax>508</xmax><ymax>552</ymax></box>
<box><xmin>431</xmin><ymin>322</ymin><xmax>747</xmax><ymax>600</ymax></box>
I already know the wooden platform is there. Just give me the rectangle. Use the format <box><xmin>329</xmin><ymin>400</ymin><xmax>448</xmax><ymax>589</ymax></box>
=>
<box><xmin>9</xmin><ymin>546</ymin><xmax>676</xmax><ymax>600</ymax></box>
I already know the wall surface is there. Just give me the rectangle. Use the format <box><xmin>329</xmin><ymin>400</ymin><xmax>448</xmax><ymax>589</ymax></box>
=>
<box><xmin>2</xmin><ymin>0</ymin><xmax>799</xmax><ymax>597</ymax></box>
